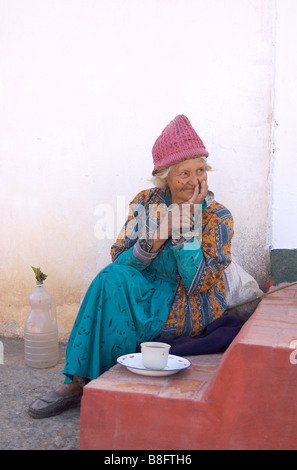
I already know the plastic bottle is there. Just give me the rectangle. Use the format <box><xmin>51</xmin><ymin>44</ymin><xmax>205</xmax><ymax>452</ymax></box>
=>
<box><xmin>24</xmin><ymin>282</ymin><xmax>59</xmax><ymax>368</ymax></box>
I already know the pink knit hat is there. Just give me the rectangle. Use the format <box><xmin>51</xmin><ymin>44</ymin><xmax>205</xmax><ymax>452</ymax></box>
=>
<box><xmin>152</xmin><ymin>115</ymin><xmax>209</xmax><ymax>175</ymax></box>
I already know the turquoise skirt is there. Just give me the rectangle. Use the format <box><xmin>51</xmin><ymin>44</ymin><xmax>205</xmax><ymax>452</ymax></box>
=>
<box><xmin>63</xmin><ymin>262</ymin><xmax>177</xmax><ymax>383</ymax></box>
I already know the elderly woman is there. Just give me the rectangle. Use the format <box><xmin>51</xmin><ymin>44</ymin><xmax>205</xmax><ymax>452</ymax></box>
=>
<box><xmin>28</xmin><ymin>115</ymin><xmax>241</xmax><ymax>418</ymax></box>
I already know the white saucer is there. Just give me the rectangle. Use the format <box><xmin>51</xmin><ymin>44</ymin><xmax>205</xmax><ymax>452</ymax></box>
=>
<box><xmin>116</xmin><ymin>353</ymin><xmax>191</xmax><ymax>376</ymax></box>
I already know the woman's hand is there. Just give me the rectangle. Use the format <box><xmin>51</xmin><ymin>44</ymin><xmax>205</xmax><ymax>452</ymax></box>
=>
<box><xmin>151</xmin><ymin>181</ymin><xmax>208</xmax><ymax>251</ymax></box>
<box><xmin>187</xmin><ymin>180</ymin><xmax>208</xmax><ymax>205</ymax></box>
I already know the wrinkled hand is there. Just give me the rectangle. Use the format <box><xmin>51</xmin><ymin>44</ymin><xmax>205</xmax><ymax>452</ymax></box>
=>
<box><xmin>174</xmin><ymin>181</ymin><xmax>208</xmax><ymax>241</ymax></box>
<box><xmin>186</xmin><ymin>180</ymin><xmax>208</xmax><ymax>206</ymax></box>
<box><xmin>151</xmin><ymin>181</ymin><xmax>208</xmax><ymax>251</ymax></box>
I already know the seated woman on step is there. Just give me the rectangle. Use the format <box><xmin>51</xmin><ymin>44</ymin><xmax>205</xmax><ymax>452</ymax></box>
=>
<box><xmin>28</xmin><ymin>114</ymin><xmax>241</xmax><ymax>418</ymax></box>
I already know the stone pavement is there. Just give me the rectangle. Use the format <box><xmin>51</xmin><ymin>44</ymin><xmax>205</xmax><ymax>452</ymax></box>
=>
<box><xmin>0</xmin><ymin>336</ymin><xmax>80</xmax><ymax>450</ymax></box>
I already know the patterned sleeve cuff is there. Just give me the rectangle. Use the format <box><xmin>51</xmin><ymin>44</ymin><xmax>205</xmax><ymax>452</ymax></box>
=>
<box><xmin>132</xmin><ymin>240</ymin><xmax>158</xmax><ymax>265</ymax></box>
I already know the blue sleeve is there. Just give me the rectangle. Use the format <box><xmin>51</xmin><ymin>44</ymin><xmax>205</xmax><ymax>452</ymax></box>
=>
<box><xmin>172</xmin><ymin>237</ymin><xmax>204</xmax><ymax>293</ymax></box>
<box><xmin>114</xmin><ymin>240</ymin><xmax>158</xmax><ymax>272</ymax></box>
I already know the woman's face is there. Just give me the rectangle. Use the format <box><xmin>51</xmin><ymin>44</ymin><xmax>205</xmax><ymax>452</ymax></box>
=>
<box><xmin>163</xmin><ymin>158</ymin><xmax>208</xmax><ymax>204</ymax></box>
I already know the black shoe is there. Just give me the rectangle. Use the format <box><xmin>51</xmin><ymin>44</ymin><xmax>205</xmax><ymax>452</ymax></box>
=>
<box><xmin>28</xmin><ymin>389</ymin><xmax>83</xmax><ymax>419</ymax></box>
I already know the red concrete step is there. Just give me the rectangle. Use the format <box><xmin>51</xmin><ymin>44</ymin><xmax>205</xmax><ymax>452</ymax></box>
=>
<box><xmin>80</xmin><ymin>353</ymin><xmax>223</xmax><ymax>450</ymax></box>
<box><xmin>80</xmin><ymin>283</ymin><xmax>297</xmax><ymax>450</ymax></box>
<box><xmin>84</xmin><ymin>352</ymin><xmax>222</xmax><ymax>401</ymax></box>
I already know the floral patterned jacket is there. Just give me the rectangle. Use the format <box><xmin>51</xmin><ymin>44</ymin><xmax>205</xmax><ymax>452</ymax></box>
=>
<box><xmin>111</xmin><ymin>187</ymin><xmax>233</xmax><ymax>336</ymax></box>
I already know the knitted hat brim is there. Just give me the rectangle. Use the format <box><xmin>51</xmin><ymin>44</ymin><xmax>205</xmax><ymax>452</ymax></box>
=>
<box><xmin>152</xmin><ymin>147</ymin><xmax>209</xmax><ymax>175</ymax></box>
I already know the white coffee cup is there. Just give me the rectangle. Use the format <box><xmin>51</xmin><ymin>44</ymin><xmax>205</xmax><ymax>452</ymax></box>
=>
<box><xmin>141</xmin><ymin>342</ymin><xmax>171</xmax><ymax>370</ymax></box>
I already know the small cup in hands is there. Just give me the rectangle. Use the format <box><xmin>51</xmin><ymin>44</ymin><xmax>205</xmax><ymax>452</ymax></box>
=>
<box><xmin>141</xmin><ymin>342</ymin><xmax>171</xmax><ymax>370</ymax></box>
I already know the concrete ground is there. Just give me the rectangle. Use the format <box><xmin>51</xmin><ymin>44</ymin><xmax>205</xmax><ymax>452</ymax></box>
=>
<box><xmin>0</xmin><ymin>336</ymin><xmax>80</xmax><ymax>450</ymax></box>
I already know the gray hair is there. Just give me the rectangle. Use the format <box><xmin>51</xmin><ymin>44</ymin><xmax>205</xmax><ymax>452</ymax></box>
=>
<box><xmin>151</xmin><ymin>156</ymin><xmax>212</xmax><ymax>189</ymax></box>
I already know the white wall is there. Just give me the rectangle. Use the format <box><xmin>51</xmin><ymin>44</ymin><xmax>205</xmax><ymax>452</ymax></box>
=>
<box><xmin>270</xmin><ymin>0</ymin><xmax>297</xmax><ymax>249</ymax></box>
<box><xmin>0</xmin><ymin>0</ymin><xmax>274</xmax><ymax>338</ymax></box>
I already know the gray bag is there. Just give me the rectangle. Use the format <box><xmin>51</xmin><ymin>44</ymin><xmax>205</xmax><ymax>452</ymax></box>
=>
<box><xmin>223</xmin><ymin>261</ymin><xmax>263</xmax><ymax>323</ymax></box>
